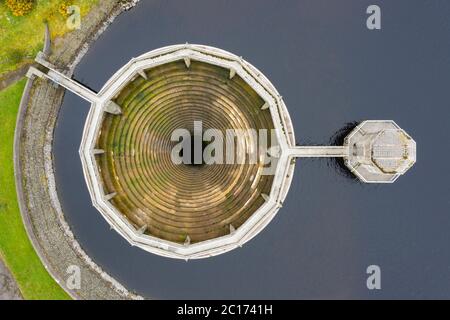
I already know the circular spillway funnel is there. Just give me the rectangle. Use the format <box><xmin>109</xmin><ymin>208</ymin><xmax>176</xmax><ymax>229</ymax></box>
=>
<box><xmin>79</xmin><ymin>44</ymin><xmax>296</xmax><ymax>259</ymax></box>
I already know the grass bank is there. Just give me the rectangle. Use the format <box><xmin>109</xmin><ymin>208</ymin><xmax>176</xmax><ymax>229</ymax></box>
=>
<box><xmin>0</xmin><ymin>0</ymin><xmax>99</xmax><ymax>77</ymax></box>
<box><xmin>0</xmin><ymin>79</ymin><xmax>70</xmax><ymax>300</ymax></box>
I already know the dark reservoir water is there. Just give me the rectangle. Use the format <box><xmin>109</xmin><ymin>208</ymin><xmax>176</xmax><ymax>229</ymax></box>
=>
<box><xmin>54</xmin><ymin>0</ymin><xmax>450</xmax><ymax>298</ymax></box>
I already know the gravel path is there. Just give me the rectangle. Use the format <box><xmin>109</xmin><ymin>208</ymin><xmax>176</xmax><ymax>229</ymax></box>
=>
<box><xmin>0</xmin><ymin>258</ymin><xmax>22</xmax><ymax>300</ymax></box>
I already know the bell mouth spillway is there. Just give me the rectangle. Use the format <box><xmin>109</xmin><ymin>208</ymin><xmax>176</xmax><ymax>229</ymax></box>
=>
<box><xmin>27</xmin><ymin>44</ymin><xmax>416</xmax><ymax>260</ymax></box>
<box><xmin>96</xmin><ymin>60</ymin><xmax>276</xmax><ymax>244</ymax></box>
<box><xmin>21</xmin><ymin>40</ymin><xmax>415</xmax><ymax>261</ymax></box>
<box><xmin>78</xmin><ymin>45</ymin><xmax>296</xmax><ymax>259</ymax></box>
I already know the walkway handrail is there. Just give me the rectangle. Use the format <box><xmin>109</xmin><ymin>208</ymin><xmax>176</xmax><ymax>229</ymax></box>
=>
<box><xmin>288</xmin><ymin>146</ymin><xmax>349</xmax><ymax>158</ymax></box>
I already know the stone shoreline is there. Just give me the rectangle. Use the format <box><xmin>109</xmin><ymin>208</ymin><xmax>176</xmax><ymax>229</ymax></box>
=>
<box><xmin>14</xmin><ymin>0</ymin><xmax>143</xmax><ymax>300</ymax></box>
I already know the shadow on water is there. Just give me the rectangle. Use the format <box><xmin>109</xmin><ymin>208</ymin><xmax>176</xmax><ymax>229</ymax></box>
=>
<box><xmin>327</xmin><ymin>121</ymin><xmax>361</xmax><ymax>183</ymax></box>
<box><xmin>296</xmin><ymin>121</ymin><xmax>361</xmax><ymax>183</ymax></box>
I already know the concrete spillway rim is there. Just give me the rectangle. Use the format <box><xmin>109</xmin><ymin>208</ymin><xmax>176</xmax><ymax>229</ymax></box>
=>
<box><xmin>78</xmin><ymin>44</ymin><xmax>297</xmax><ymax>259</ymax></box>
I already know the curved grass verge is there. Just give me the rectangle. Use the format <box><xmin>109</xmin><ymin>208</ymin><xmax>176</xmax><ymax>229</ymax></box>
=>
<box><xmin>0</xmin><ymin>79</ymin><xmax>69</xmax><ymax>300</ymax></box>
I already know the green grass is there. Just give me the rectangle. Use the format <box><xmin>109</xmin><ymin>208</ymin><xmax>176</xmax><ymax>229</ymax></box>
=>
<box><xmin>0</xmin><ymin>79</ymin><xmax>70</xmax><ymax>300</ymax></box>
<box><xmin>0</xmin><ymin>0</ymin><xmax>99</xmax><ymax>76</ymax></box>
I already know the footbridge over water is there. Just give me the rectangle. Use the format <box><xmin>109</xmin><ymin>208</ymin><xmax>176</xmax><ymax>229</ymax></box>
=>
<box><xmin>30</xmin><ymin>52</ymin><xmax>98</xmax><ymax>103</ymax></box>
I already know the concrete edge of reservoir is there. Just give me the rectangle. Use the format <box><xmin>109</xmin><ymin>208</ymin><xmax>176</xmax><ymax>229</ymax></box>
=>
<box><xmin>14</xmin><ymin>0</ymin><xmax>143</xmax><ymax>300</ymax></box>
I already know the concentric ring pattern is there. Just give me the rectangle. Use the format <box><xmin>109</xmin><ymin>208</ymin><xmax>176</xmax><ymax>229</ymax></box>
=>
<box><xmin>96</xmin><ymin>60</ymin><xmax>275</xmax><ymax>244</ymax></box>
